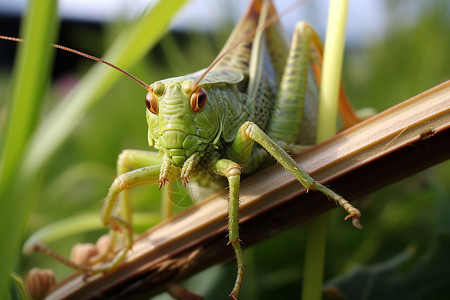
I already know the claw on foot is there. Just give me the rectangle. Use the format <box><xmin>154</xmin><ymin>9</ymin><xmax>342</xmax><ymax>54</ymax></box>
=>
<box><xmin>229</xmin><ymin>291</ymin><xmax>237</xmax><ymax>300</ymax></box>
<box><xmin>178</xmin><ymin>176</ymin><xmax>190</xmax><ymax>187</ymax></box>
<box><xmin>157</xmin><ymin>177</ymin><xmax>169</xmax><ymax>190</ymax></box>
<box><xmin>351</xmin><ymin>217</ymin><xmax>363</xmax><ymax>229</ymax></box>
<box><xmin>344</xmin><ymin>212</ymin><xmax>363</xmax><ymax>229</ymax></box>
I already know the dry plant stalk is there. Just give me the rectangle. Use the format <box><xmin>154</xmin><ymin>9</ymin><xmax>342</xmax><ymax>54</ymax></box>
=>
<box><xmin>47</xmin><ymin>81</ymin><xmax>450</xmax><ymax>299</ymax></box>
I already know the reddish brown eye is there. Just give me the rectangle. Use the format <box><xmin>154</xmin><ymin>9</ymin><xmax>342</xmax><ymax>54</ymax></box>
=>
<box><xmin>145</xmin><ymin>92</ymin><xmax>158</xmax><ymax>114</ymax></box>
<box><xmin>190</xmin><ymin>88</ymin><xmax>207</xmax><ymax>113</ymax></box>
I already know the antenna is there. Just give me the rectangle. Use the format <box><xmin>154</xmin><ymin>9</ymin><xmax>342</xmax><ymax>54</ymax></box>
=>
<box><xmin>191</xmin><ymin>0</ymin><xmax>308</xmax><ymax>90</ymax></box>
<box><xmin>1</xmin><ymin>0</ymin><xmax>307</xmax><ymax>93</ymax></box>
<box><xmin>0</xmin><ymin>35</ymin><xmax>152</xmax><ymax>92</ymax></box>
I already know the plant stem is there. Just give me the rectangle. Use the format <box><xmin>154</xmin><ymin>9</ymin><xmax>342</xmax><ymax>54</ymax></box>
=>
<box><xmin>302</xmin><ymin>0</ymin><xmax>349</xmax><ymax>299</ymax></box>
<box><xmin>317</xmin><ymin>0</ymin><xmax>349</xmax><ymax>139</ymax></box>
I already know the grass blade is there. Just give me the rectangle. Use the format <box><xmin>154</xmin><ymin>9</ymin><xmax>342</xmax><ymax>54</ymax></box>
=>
<box><xmin>0</xmin><ymin>0</ymin><xmax>58</xmax><ymax>297</ymax></box>
<box><xmin>0</xmin><ymin>1</ymin><xmax>187</xmax><ymax>298</ymax></box>
<box><xmin>24</xmin><ymin>0</ymin><xmax>188</xmax><ymax>176</ymax></box>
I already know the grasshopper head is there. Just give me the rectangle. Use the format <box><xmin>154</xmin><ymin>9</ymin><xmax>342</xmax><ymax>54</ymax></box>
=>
<box><xmin>145</xmin><ymin>79</ymin><xmax>221</xmax><ymax>167</ymax></box>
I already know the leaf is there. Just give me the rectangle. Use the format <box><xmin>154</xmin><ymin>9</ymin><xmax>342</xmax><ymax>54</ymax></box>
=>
<box><xmin>325</xmin><ymin>159</ymin><xmax>450</xmax><ymax>300</ymax></box>
<box><xmin>24</xmin><ymin>0</ymin><xmax>188</xmax><ymax>176</ymax></box>
<box><xmin>324</xmin><ymin>234</ymin><xmax>450</xmax><ymax>300</ymax></box>
<box><xmin>0</xmin><ymin>0</ymin><xmax>58</xmax><ymax>297</ymax></box>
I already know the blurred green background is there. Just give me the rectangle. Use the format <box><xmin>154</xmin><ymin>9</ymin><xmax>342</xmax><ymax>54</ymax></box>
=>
<box><xmin>1</xmin><ymin>0</ymin><xmax>449</xmax><ymax>299</ymax></box>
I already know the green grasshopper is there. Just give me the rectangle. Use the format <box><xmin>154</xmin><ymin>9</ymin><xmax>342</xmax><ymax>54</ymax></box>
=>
<box><xmin>3</xmin><ymin>0</ymin><xmax>362</xmax><ymax>298</ymax></box>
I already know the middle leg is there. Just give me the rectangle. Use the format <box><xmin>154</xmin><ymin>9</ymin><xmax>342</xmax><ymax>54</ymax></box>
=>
<box><xmin>212</xmin><ymin>159</ymin><xmax>245</xmax><ymax>300</ymax></box>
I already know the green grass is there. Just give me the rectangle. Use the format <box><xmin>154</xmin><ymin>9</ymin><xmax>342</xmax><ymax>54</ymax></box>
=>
<box><xmin>1</xmin><ymin>0</ymin><xmax>449</xmax><ymax>299</ymax></box>
<box><xmin>0</xmin><ymin>0</ymin><xmax>58</xmax><ymax>297</ymax></box>
<box><xmin>0</xmin><ymin>0</ymin><xmax>187</xmax><ymax>297</ymax></box>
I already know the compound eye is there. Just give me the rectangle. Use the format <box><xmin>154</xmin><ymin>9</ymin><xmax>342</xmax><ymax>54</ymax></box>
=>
<box><xmin>145</xmin><ymin>92</ymin><xmax>158</xmax><ymax>114</ymax></box>
<box><xmin>190</xmin><ymin>88</ymin><xmax>207</xmax><ymax>113</ymax></box>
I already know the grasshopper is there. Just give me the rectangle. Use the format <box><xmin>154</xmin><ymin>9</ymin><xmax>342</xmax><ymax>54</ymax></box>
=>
<box><xmin>3</xmin><ymin>0</ymin><xmax>362</xmax><ymax>298</ymax></box>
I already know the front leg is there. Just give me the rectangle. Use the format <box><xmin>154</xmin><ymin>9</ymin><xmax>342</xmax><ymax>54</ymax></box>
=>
<box><xmin>31</xmin><ymin>150</ymin><xmax>167</xmax><ymax>273</ymax></box>
<box><xmin>95</xmin><ymin>150</ymin><xmax>177</xmax><ymax>272</ymax></box>
<box><xmin>212</xmin><ymin>159</ymin><xmax>245</xmax><ymax>300</ymax></box>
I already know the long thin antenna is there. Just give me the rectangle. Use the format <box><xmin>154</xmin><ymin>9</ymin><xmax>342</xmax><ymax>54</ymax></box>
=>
<box><xmin>191</xmin><ymin>0</ymin><xmax>308</xmax><ymax>90</ymax></box>
<box><xmin>1</xmin><ymin>0</ymin><xmax>307</xmax><ymax>93</ymax></box>
<box><xmin>0</xmin><ymin>35</ymin><xmax>152</xmax><ymax>91</ymax></box>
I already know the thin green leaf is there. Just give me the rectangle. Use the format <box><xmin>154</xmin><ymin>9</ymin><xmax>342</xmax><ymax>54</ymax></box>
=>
<box><xmin>0</xmin><ymin>1</ymin><xmax>187</xmax><ymax>298</ymax></box>
<box><xmin>24</xmin><ymin>0</ymin><xmax>188</xmax><ymax>176</ymax></box>
<box><xmin>325</xmin><ymin>235</ymin><xmax>450</xmax><ymax>300</ymax></box>
<box><xmin>23</xmin><ymin>212</ymin><xmax>161</xmax><ymax>253</ymax></box>
<box><xmin>0</xmin><ymin>0</ymin><xmax>58</xmax><ymax>297</ymax></box>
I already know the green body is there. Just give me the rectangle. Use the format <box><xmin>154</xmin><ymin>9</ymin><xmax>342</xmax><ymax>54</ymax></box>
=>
<box><xmin>146</xmin><ymin>1</ymin><xmax>318</xmax><ymax>180</ymax></box>
<box><xmin>147</xmin><ymin>69</ymin><xmax>249</xmax><ymax>170</ymax></box>
<box><xmin>70</xmin><ymin>1</ymin><xmax>361</xmax><ymax>299</ymax></box>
